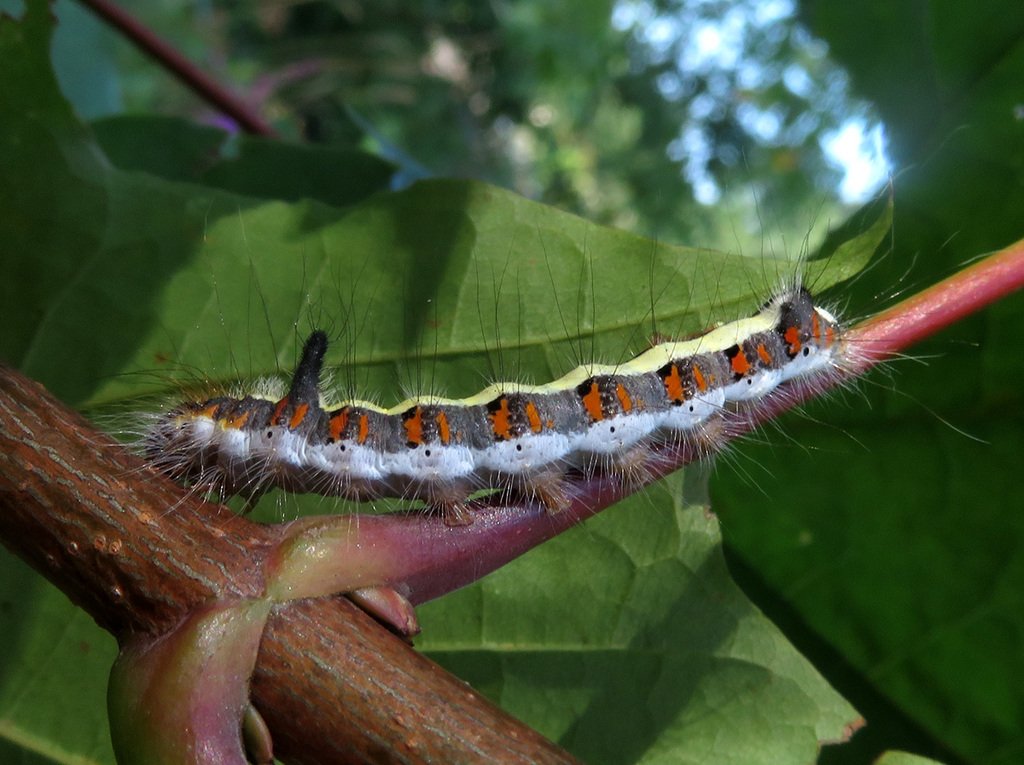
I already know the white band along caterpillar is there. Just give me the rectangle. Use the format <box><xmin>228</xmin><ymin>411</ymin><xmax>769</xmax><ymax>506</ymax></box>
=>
<box><xmin>141</xmin><ymin>284</ymin><xmax>843</xmax><ymax>524</ymax></box>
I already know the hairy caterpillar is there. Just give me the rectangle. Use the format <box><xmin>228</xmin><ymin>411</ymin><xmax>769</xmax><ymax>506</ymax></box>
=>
<box><xmin>141</xmin><ymin>282</ymin><xmax>842</xmax><ymax>524</ymax></box>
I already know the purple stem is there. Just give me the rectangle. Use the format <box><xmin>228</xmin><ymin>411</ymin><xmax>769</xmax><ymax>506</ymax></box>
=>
<box><xmin>76</xmin><ymin>0</ymin><xmax>277</xmax><ymax>136</ymax></box>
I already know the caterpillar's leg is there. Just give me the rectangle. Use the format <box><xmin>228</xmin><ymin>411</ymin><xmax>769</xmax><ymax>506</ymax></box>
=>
<box><xmin>605</xmin><ymin>443</ymin><xmax>655</xmax><ymax>491</ymax></box>
<box><xmin>525</xmin><ymin>469</ymin><xmax>571</xmax><ymax>514</ymax></box>
<box><xmin>424</xmin><ymin>481</ymin><xmax>476</xmax><ymax>526</ymax></box>
<box><xmin>440</xmin><ymin>499</ymin><xmax>474</xmax><ymax>526</ymax></box>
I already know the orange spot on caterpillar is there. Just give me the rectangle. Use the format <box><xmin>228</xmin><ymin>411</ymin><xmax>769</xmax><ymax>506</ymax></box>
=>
<box><xmin>329</xmin><ymin>409</ymin><xmax>349</xmax><ymax>442</ymax></box>
<box><xmin>692</xmin><ymin>363</ymin><xmax>708</xmax><ymax>392</ymax></box>
<box><xmin>756</xmin><ymin>343</ymin><xmax>773</xmax><ymax>365</ymax></box>
<box><xmin>357</xmin><ymin>414</ymin><xmax>370</xmax><ymax>445</ymax></box>
<box><xmin>525</xmin><ymin>401</ymin><xmax>543</xmax><ymax>433</ymax></box>
<box><xmin>615</xmin><ymin>383</ymin><xmax>633</xmax><ymax>413</ymax></box>
<box><xmin>271</xmin><ymin>399</ymin><xmax>289</xmax><ymax>424</ymax></box>
<box><xmin>437</xmin><ymin>410</ymin><xmax>451</xmax><ymax>445</ymax></box>
<box><xmin>198</xmin><ymin>403</ymin><xmax>220</xmax><ymax>420</ymax></box>
<box><xmin>811</xmin><ymin>312</ymin><xmax>822</xmax><ymax>343</ymax></box>
<box><xmin>224</xmin><ymin>410</ymin><xmax>251</xmax><ymax>429</ymax></box>
<box><xmin>728</xmin><ymin>346</ymin><xmax>751</xmax><ymax>376</ymax></box>
<box><xmin>784</xmin><ymin>325</ymin><xmax>802</xmax><ymax>356</ymax></box>
<box><xmin>581</xmin><ymin>381</ymin><xmax>605</xmax><ymax>422</ymax></box>
<box><xmin>289</xmin><ymin>403</ymin><xmax>309</xmax><ymax>430</ymax></box>
<box><xmin>660</xmin><ymin>363</ymin><xmax>685</xmax><ymax>403</ymax></box>
<box><xmin>488</xmin><ymin>397</ymin><xmax>513</xmax><ymax>440</ymax></box>
<box><xmin>403</xmin><ymin>407</ymin><xmax>424</xmax><ymax>447</ymax></box>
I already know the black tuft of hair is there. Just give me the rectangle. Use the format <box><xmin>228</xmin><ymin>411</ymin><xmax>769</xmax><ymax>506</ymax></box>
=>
<box><xmin>288</xmin><ymin>330</ymin><xmax>329</xmax><ymax>404</ymax></box>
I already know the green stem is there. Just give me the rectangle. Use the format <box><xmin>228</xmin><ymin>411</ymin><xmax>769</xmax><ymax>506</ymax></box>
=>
<box><xmin>108</xmin><ymin>600</ymin><xmax>273</xmax><ymax>765</ymax></box>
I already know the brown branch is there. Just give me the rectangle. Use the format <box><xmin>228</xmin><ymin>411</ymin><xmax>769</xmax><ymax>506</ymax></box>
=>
<box><xmin>0</xmin><ymin>366</ymin><xmax>274</xmax><ymax>635</ymax></box>
<box><xmin>255</xmin><ymin>597</ymin><xmax>576</xmax><ymax>765</ymax></box>
<box><xmin>74</xmin><ymin>0</ymin><xmax>277</xmax><ymax>137</ymax></box>
<box><xmin>0</xmin><ymin>365</ymin><xmax>577</xmax><ymax>764</ymax></box>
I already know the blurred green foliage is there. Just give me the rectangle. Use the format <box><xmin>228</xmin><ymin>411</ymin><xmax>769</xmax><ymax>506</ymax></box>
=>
<box><xmin>51</xmin><ymin>0</ymin><xmax>880</xmax><ymax>247</ymax></box>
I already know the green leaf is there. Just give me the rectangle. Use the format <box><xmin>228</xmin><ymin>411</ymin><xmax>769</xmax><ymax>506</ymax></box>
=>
<box><xmin>0</xmin><ymin>0</ymin><xmax>110</xmax><ymax>373</ymax></box>
<box><xmin>90</xmin><ymin>115</ymin><xmax>229</xmax><ymax>184</ymax></box>
<box><xmin>92</xmin><ymin>115</ymin><xmax>396</xmax><ymax>207</ymax></box>
<box><xmin>200</xmin><ymin>135</ymin><xmax>395</xmax><ymax>208</ymax></box>
<box><xmin>716</xmin><ymin>3</ymin><xmax>1024</xmax><ymax>764</ymax></box>
<box><xmin>0</xmin><ymin>568</ymin><xmax>116</xmax><ymax>764</ymax></box>
<box><xmin>419</xmin><ymin>477</ymin><xmax>860</xmax><ymax>765</ymax></box>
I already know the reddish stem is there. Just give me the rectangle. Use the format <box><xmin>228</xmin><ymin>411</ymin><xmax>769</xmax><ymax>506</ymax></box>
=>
<box><xmin>845</xmin><ymin>240</ymin><xmax>1024</xmax><ymax>368</ymax></box>
<box><xmin>75</xmin><ymin>0</ymin><xmax>277</xmax><ymax>136</ymax></box>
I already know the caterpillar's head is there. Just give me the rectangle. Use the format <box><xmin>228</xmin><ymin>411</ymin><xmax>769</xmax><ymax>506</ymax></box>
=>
<box><xmin>774</xmin><ymin>288</ymin><xmax>841</xmax><ymax>380</ymax></box>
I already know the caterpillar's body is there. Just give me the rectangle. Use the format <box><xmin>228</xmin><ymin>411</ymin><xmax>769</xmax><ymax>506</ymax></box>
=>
<box><xmin>143</xmin><ymin>285</ymin><xmax>842</xmax><ymax>523</ymax></box>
